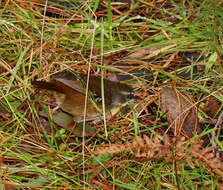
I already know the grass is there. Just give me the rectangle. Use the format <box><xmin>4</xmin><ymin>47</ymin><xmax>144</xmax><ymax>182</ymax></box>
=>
<box><xmin>0</xmin><ymin>0</ymin><xmax>223</xmax><ymax>189</ymax></box>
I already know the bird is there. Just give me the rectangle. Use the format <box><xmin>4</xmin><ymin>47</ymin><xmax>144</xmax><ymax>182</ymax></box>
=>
<box><xmin>32</xmin><ymin>71</ymin><xmax>136</xmax><ymax>123</ymax></box>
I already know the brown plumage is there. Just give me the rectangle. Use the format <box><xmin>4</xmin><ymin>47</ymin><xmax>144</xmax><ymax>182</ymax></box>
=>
<box><xmin>32</xmin><ymin>71</ymin><xmax>135</xmax><ymax>122</ymax></box>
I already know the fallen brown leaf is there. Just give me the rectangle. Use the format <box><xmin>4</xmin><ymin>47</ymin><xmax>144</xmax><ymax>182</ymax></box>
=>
<box><xmin>127</xmin><ymin>43</ymin><xmax>177</xmax><ymax>59</ymax></box>
<box><xmin>161</xmin><ymin>87</ymin><xmax>200</xmax><ymax>138</ymax></box>
<box><xmin>203</xmin><ymin>96</ymin><xmax>221</xmax><ymax>118</ymax></box>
